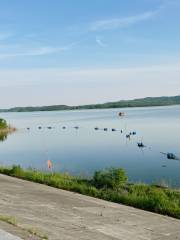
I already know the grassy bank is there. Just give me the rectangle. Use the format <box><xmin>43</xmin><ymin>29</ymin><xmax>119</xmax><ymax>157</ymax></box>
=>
<box><xmin>0</xmin><ymin>166</ymin><xmax>180</xmax><ymax>219</ymax></box>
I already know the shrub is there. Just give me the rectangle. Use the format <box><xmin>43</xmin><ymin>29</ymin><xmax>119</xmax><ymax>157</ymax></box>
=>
<box><xmin>93</xmin><ymin>168</ymin><xmax>128</xmax><ymax>190</ymax></box>
<box><xmin>10</xmin><ymin>165</ymin><xmax>25</xmax><ymax>178</ymax></box>
<box><xmin>0</xmin><ymin>119</ymin><xmax>8</xmax><ymax>129</ymax></box>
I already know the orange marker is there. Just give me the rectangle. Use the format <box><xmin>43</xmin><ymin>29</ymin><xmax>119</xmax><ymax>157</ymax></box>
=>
<box><xmin>47</xmin><ymin>159</ymin><xmax>52</xmax><ymax>170</ymax></box>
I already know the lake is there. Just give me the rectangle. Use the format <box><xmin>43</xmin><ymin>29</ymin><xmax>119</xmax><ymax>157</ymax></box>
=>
<box><xmin>0</xmin><ymin>106</ymin><xmax>180</xmax><ymax>187</ymax></box>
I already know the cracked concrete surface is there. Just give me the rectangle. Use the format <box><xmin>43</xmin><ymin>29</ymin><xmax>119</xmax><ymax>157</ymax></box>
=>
<box><xmin>0</xmin><ymin>174</ymin><xmax>180</xmax><ymax>240</ymax></box>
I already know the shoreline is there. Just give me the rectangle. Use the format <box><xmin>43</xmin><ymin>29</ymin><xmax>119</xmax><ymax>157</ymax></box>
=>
<box><xmin>0</xmin><ymin>126</ymin><xmax>16</xmax><ymax>135</ymax></box>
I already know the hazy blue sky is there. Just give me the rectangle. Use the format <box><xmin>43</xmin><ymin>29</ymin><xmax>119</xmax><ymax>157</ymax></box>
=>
<box><xmin>0</xmin><ymin>0</ymin><xmax>180</xmax><ymax>107</ymax></box>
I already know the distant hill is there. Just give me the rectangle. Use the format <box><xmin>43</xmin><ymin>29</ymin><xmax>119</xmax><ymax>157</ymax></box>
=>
<box><xmin>1</xmin><ymin>95</ymin><xmax>180</xmax><ymax>112</ymax></box>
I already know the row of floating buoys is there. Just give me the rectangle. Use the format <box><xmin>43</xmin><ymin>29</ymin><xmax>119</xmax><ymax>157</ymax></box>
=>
<box><xmin>26</xmin><ymin>126</ymin><xmax>128</xmax><ymax>134</ymax></box>
<box><xmin>26</xmin><ymin>125</ymin><xmax>179</xmax><ymax>162</ymax></box>
<box><xmin>26</xmin><ymin>125</ymin><xmax>138</xmax><ymax>140</ymax></box>
<box><xmin>94</xmin><ymin>127</ymin><xmax>124</xmax><ymax>132</ymax></box>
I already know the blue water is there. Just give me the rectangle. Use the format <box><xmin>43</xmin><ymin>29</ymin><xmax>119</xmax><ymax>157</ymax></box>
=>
<box><xmin>0</xmin><ymin>106</ymin><xmax>180</xmax><ymax>186</ymax></box>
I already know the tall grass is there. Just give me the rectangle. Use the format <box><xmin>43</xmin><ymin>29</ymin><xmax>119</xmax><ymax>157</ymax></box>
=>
<box><xmin>0</xmin><ymin>165</ymin><xmax>180</xmax><ymax>219</ymax></box>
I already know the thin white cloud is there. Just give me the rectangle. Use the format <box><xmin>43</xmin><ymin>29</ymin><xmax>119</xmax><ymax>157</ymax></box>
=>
<box><xmin>96</xmin><ymin>37</ymin><xmax>107</xmax><ymax>47</ymax></box>
<box><xmin>91</xmin><ymin>9</ymin><xmax>159</xmax><ymax>31</ymax></box>
<box><xmin>0</xmin><ymin>44</ymin><xmax>73</xmax><ymax>59</ymax></box>
<box><xmin>0</xmin><ymin>62</ymin><xmax>180</xmax><ymax>107</ymax></box>
<box><xmin>0</xmin><ymin>62</ymin><xmax>180</xmax><ymax>87</ymax></box>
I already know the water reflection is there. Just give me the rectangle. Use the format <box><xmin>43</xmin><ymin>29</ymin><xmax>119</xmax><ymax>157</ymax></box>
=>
<box><xmin>0</xmin><ymin>131</ymin><xmax>8</xmax><ymax>142</ymax></box>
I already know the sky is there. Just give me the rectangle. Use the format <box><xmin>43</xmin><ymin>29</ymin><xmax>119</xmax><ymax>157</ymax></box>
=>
<box><xmin>0</xmin><ymin>0</ymin><xmax>180</xmax><ymax>108</ymax></box>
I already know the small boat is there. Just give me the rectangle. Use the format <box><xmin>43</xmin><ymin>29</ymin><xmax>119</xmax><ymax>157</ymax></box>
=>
<box><xmin>94</xmin><ymin>127</ymin><xmax>99</xmax><ymax>130</ymax></box>
<box><xmin>74</xmin><ymin>126</ymin><xmax>79</xmax><ymax>129</ymax></box>
<box><xmin>112</xmin><ymin>128</ymin><xmax>116</xmax><ymax>131</ymax></box>
<box><xmin>62</xmin><ymin>126</ymin><xmax>66</xmax><ymax>129</ymax></box>
<box><xmin>27</xmin><ymin>127</ymin><xmax>30</xmax><ymax>130</ymax></box>
<box><xmin>38</xmin><ymin>126</ymin><xmax>42</xmax><ymax>129</ymax></box>
<box><xmin>104</xmin><ymin>128</ymin><xmax>108</xmax><ymax>131</ymax></box>
<box><xmin>47</xmin><ymin>126</ymin><xmax>52</xmax><ymax>129</ymax></box>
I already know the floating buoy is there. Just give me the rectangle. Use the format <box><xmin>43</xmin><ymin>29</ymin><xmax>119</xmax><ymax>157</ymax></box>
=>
<box><xmin>118</xmin><ymin>112</ymin><xmax>125</xmax><ymax>117</ymax></box>
<box><xmin>38</xmin><ymin>126</ymin><xmax>42</xmax><ymax>129</ymax></box>
<box><xmin>62</xmin><ymin>126</ymin><xmax>66</xmax><ymax>129</ymax></box>
<box><xmin>129</xmin><ymin>131</ymin><xmax>136</xmax><ymax>136</ymax></box>
<box><xmin>160</xmin><ymin>152</ymin><xmax>180</xmax><ymax>160</ymax></box>
<box><xmin>167</xmin><ymin>153</ymin><xmax>177</xmax><ymax>160</ymax></box>
<box><xmin>137</xmin><ymin>142</ymin><xmax>145</xmax><ymax>148</ymax></box>
<box><xmin>27</xmin><ymin>127</ymin><xmax>30</xmax><ymax>130</ymax></box>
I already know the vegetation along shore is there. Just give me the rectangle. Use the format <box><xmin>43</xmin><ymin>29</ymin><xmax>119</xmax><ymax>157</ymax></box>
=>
<box><xmin>0</xmin><ymin>118</ymin><xmax>16</xmax><ymax>141</ymax></box>
<box><xmin>0</xmin><ymin>166</ymin><xmax>180</xmax><ymax>219</ymax></box>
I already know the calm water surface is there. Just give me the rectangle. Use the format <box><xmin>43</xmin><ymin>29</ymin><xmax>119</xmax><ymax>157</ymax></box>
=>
<box><xmin>0</xmin><ymin>106</ymin><xmax>180</xmax><ymax>186</ymax></box>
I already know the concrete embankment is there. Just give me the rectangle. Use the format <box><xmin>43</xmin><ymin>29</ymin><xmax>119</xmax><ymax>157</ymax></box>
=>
<box><xmin>0</xmin><ymin>174</ymin><xmax>180</xmax><ymax>240</ymax></box>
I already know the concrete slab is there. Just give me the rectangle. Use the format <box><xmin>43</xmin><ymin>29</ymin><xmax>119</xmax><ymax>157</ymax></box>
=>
<box><xmin>0</xmin><ymin>229</ymin><xmax>22</xmax><ymax>240</ymax></box>
<box><xmin>0</xmin><ymin>174</ymin><xmax>180</xmax><ymax>240</ymax></box>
